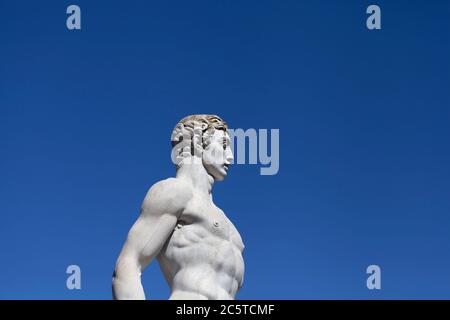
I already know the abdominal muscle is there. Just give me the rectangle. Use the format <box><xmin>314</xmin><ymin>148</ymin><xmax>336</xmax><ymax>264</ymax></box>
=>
<box><xmin>157</xmin><ymin>224</ymin><xmax>244</xmax><ymax>300</ymax></box>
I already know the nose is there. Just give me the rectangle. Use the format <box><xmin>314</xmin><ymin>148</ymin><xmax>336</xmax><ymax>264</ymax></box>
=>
<box><xmin>225</xmin><ymin>149</ymin><xmax>234</xmax><ymax>164</ymax></box>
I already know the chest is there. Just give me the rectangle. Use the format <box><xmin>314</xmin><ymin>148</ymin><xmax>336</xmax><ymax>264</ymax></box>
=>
<box><xmin>178</xmin><ymin>199</ymin><xmax>244</xmax><ymax>250</ymax></box>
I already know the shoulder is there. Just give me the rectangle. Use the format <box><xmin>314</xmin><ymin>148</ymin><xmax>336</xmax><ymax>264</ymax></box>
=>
<box><xmin>141</xmin><ymin>178</ymin><xmax>192</xmax><ymax>216</ymax></box>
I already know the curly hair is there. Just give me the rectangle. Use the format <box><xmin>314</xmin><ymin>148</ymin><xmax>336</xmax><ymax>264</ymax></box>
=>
<box><xmin>171</xmin><ymin>114</ymin><xmax>228</xmax><ymax>167</ymax></box>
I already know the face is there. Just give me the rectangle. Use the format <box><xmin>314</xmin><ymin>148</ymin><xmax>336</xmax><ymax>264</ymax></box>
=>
<box><xmin>202</xmin><ymin>130</ymin><xmax>234</xmax><ymax>181</ymax></box>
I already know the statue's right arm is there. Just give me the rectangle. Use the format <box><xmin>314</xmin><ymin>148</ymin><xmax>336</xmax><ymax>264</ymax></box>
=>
<box><xmin>112</xmin><ymin>178</ymin><xmax>190</xmax><ymax>300</ymax></box>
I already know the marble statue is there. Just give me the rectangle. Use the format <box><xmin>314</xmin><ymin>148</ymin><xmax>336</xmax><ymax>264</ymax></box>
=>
<box><xmin>112</xmin><ymin>115</ymin><xmax>245</xmax><ymax>300</ymax></box>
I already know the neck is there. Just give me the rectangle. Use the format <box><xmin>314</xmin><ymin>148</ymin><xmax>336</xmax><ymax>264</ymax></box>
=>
<box><xmin>176</xmin><ymin>157</ymin><xmax>214</xmax><ymax>196</ymax></box>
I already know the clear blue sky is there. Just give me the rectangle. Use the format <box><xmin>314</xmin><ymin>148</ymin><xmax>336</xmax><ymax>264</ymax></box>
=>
<box><xmin>1</xmin><ymin>0</ymin><xmax>449</xmax><ymax>299</ymax></box>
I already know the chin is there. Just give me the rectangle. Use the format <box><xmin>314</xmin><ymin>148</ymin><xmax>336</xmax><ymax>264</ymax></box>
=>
<box><xmin>212</xmin><ymin>170</ymin><xmax>227</xmax><ymax>181</ymax></box>
<box><xmin>213</xmin><ymin>174</ymin><xmax>226</xmax><ymax>182</ymax></box>
<box><xmin>205</xmin><ymin>165</ymin><xmax>227</xmax><ymax>182</ymax></box>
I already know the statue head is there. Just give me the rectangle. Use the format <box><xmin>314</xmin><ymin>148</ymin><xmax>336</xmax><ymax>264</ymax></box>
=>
<box><xmin>171</xmin><ymin>114</ymin><xmax>233</xmax><ymax>181</ymax></box>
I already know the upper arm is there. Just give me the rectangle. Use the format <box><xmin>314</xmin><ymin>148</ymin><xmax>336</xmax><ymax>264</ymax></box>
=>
<box><xmin>117</xmin><ymin>178</ymin><xmax>191</xmax><ymax>270</ymax></box>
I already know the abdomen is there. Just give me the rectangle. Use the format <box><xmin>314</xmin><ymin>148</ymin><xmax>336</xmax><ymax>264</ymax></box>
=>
<box><xmin>158</xmin><ymin>224</ymin><xmax>244</xmax><ymax>299</ymax></box>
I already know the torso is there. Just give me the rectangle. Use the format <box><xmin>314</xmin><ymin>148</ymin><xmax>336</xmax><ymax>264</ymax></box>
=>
<box><xmin>157</xmin><ymin>194</ymin><xmax>245</xmax><ymax>300</ymax></box>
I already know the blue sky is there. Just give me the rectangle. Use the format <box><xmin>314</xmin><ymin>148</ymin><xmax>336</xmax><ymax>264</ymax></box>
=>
<box><xmin>1</xmin><ymin>0</ymin><xmax>449</xmax><ymax>299</ymax></box>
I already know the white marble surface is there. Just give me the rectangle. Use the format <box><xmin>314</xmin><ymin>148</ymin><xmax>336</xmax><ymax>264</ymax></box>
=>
<box><xmin>112</xmin><ymin>115</ymin><xmax>245</xmax><ymax>300</ymax></box>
